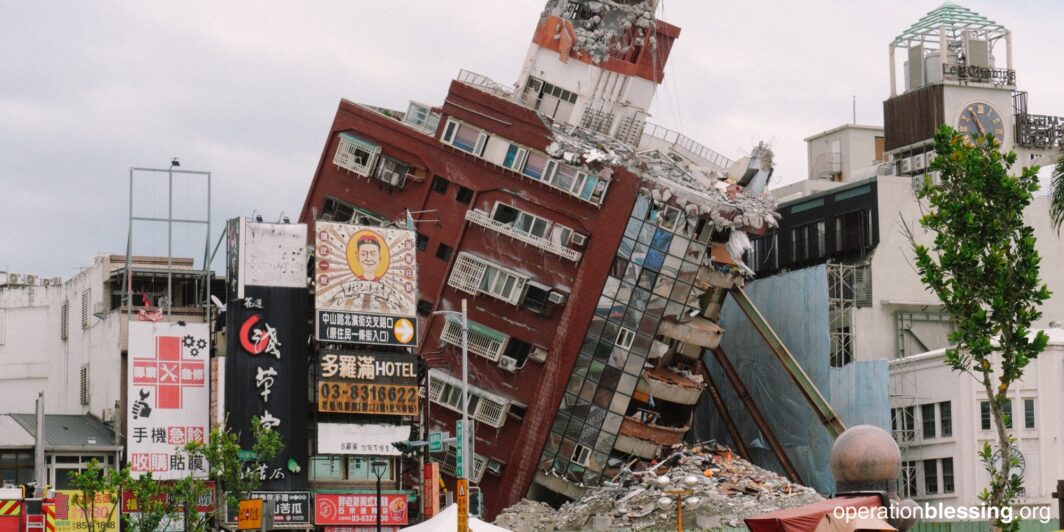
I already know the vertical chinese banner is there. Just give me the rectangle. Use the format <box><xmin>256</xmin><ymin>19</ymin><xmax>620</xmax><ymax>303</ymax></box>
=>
<box><xmin>225</xmin><ymin>219</ymin><xmax>309</xmax><ymax>490</ymax></box>
<box><xmin>423</xmin><ymin>462</ymin><xmax>440</xmax><ymax>518</ymax></box>
<box><xmin>127</xmin><ymin>321</ymin><xmax>210</xmax><ymax>479</ymax></box>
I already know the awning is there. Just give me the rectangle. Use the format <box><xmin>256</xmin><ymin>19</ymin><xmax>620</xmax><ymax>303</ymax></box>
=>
<box><xmin>745</xmin><ymin>496</ymin><xmax>884</xmax><ymax>532</ymax></box>
<box><xmin>339</xmin><ymin>132</ymin><xmax>380</xmax><ymax>152</ymax></box>
<box><xmin>6</xmin><ymin>414</ymin><xmax>122</xmax><ymax>452</ymax></box>
<box><xmin>443</xmin><ymin>314</ymin><xmax>509</xmax><ymax>343</ymax></box>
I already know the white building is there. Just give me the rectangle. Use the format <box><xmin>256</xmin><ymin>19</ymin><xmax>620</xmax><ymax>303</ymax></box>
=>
<box><xmin>0</xmin><ymin>255</ymin><xmax>211</xmax><ymax>418</ymax></box>
<box><xmin>889</xmin><ymin>327</ymin><xmax>1064</xmax><ymax>519</ymax></box>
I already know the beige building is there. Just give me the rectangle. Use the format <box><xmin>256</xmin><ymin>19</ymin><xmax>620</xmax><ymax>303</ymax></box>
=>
<box><xmin>889</xmin><ymin>327</ymin><xmax>1063</xmax><ymax>520</ymax></box>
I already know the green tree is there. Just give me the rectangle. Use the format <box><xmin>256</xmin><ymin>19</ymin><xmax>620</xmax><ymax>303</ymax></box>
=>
<box><xmin>1050</xmin><ymin>152</ymin><xmax>1064</xmax><ymax>231</ymax></box>
<box><xmin>179</xmin><ymin>416</ymin><xmax>283</xmax><ymax>527</ymax></box>
<box><xmin>122</xmin><ymin>470</ymin><xmax>176</xmax><ymax>532</ymax></box>
<box><xmin>67</xmin><ymin>460</ymin><xmax>124</xmax><ymax>532</ymax></box>
<box><xmin>913</xmin><ymin>126</ymin><xmax>1051</xmax><ymax>531</ymax></box>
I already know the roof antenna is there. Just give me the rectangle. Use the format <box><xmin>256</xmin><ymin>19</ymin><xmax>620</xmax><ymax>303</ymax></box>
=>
<box><xmin>852</xmin><ymin>94</ymin><xmax>857</xmax><ymax>124</ymax></box>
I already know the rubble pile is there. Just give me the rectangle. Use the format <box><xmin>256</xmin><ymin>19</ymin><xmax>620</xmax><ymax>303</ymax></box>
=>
<box><xmin>496</xmin><ymin>445</ymin><xmax>821</xmax><ymax>531</ymax></box>
<box><xmin>543</xmin><ymin>0</ymin><xmax>660</xmax><ymax>64</ymax></box>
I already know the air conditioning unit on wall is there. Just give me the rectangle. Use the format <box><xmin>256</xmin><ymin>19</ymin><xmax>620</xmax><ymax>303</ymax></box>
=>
<box><xmin>498</xmin><ymin>356</ymin><xmax>518</xmax><ymax>373</ymax></box>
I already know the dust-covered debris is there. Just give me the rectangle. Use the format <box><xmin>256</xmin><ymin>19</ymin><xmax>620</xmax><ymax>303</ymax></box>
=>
<box><xmin>542</xmin><ymin>0</ymin><xmax>660</xmax><ymax>64</ymax></box>
<box><xmin>495</xmin><ymin>444</ymin><xmax>821</xmax><ymax>531</ymax></box>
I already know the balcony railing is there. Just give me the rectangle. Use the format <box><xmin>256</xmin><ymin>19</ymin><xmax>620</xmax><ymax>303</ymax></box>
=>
<box><xmin>642</xmin><ymin>123</ymin><xmax>733</xmax><ymax>170</ymax></box>
<box><xmin>457</xmin><ymin>69</ymin><xmax>513</xmax><ymax>96</ymax></box>
<box><xmin>465</xmin><ymin>210</ymin><xmax>582</xmax><ymax>262</ymax></box>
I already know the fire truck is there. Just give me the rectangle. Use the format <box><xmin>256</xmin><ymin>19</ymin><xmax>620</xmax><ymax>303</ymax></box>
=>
<box><xmin>0</xmin><ymin>487</ymin><xmax>55</xmax><ymax>532</ymax></box>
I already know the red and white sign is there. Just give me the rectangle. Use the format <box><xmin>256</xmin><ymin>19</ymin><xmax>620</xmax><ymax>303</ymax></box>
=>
<box><xmin>127</xmin><ymin>322</ymin><xmax>210</xmax><ymax>480</ymax></box>
<box><xmin>314</xmin><ymin>494</ymin><xmax>407</xmax><ymax>526</ymax></box>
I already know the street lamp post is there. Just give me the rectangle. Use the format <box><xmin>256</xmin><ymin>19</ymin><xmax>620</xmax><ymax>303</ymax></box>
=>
<box><xmin>431</xmin><ymin>299</ymin><xmax>470</xmax><ymax>532</ymax></box>
<box><xmin>371</xmin><ymin>459</ymin><xmax>388</xmax><ymax>532</ymax></box>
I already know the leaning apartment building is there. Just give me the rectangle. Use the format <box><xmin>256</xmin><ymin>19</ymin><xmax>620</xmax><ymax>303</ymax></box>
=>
<box><xmin>299</xmin><ymin>0</ymin><xmax>777</xmax><ymax>517</ymax></box>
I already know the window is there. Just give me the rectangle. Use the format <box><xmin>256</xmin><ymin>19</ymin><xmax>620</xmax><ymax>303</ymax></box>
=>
<box><xmin>334</xmin><ymin>133</ymin><xmax>381</xmax><ymax>176</ymax></box>
<box><xmin>456</xmin><ymin>186</ymin><xmax>474</xmax><ymax>204</ymax></box>
<box><xmin>1024</xmin><ymin>398</ymin><xmax>1035</xmax><ymax>429</ymax></box>
<box><xmin>522</xmin><ymin>152</ymin><xmax>548</xmax><ymax>180</ymax></box>
<box><xmin>921</xmin><ymin>404</ymin><xmax>936</xmax><ymax>439</ymax></box>
<box><xmin>403</xmin><ymin>101</ymin><xmax>440</xmax><ymax>133</ymax></box>
<box><xmin>427</xmin><ymin>370</ymin><xmax>512</xmax><ymax>428</ymax></box>
<box><xmin>939</xmin><ymin>401</ymin><xmax>952</xmax><ymax>437</ymax></box>
<box><xmin>901</xmin><ymin>461</ymin><xmax>917</xmax><ymax>497</ymax></box>
<box><xmin>81</xmin><ymin>290</ymin><xmax>90</xmax><ymax>329</ymax></box>
<box><xmin>923</xmin><ymin>459</ymin><xmax>938</xmax><ymax>494</ymax></box>
<box><xmin>442</xmin><ymin>119</ymin><xmax>488</xmax><ymax>155</ymax></box>
<box><xmin>416</xmin><ymin>233</ymin><xmax>428</xmax><ymax>251</ymax></box>
<box><xmin>61</xmin><ymin>301</ymin><xmax>69</xmax><ymax>341</ymax></box>
<box><xmin>430</xmin><ymin>444</ymin><xmax>488</xmax><ymax>483</ymax></box>
<box><xmin>1002</xmin><ymin>398</ymin><xmax>1013</xmax><ymax>429</ymax></box>
<box><xmin>80</xmin><ymin>365</ymin><xmax>89</xmax><ymax>406</ymax></box>
<box><xmin>318</xmin><ymin>198</ymin><xmax>387</xmax><ymax>225</ymax></box>
<box><xmin>431</xmin><ymin>175</ymin><xmax>450</xmax><ymax>194</ymax></box>
<box><xmin>503</xmin><ymin>338</ymin><xmax>532</xmax><ymax>368</ymax></box>
<box><xmin>942</xmin><ymin>458</ymin><xmax>954</xmax><ymax>493</ymax></box>
<box><xmin>835</xmin><ymin>209</ymin><xmax>874</xmax><ymax>251</ymax></box>
<box><xmin>310</xmin><ymin>455</ymin><xmax>395</xmax><ymax>482</ymax></box>
<box><xmin>373</xmin><ymin>156</ymin><xmax>409</xmax><ymax>187</ymax></box>
<box><xmin>480</xmin><ymin>265</ymin><xmax>526</xmax><ymax>304</ymax></box>
<box><xmin>416</xmin><ymin>299</ymin><xmax>433</xmax><ymax>317</ymax></box>
<box><xmin>571</xmin><ymin>444</ymin><xmax>592</xmax><ymax>467</ymax></box>
<box><xmin>491</xmin><ymin>204</ymin><xmax>550</xmax><ymax>239</ymax></box>
<box><xmin>891</xmin><ymin>406</ymin><xmax>915</xmax><ymax>442</ymax></box>
<box><xmin>615</xmin><ymin>327</ymin><xmax>635</xmax><ymax>350</ymax></box>
<box><xmin>440</xmin><ymin>317</ymin><xmax>509</xmax><ymax>362</ymax></box>
<box><xmin>0</xmin><ymin>452</ymin><xmax>34</xmax><ymax>486</ymax></box>
<box><xmin>435</xmin><ymin>243</ymin><xmax>453</xmax><ymax>261</ymax></box>
<box><xmin>522</xmin><ymin>283</ymin><xmax>551</xmax><ymax>314</ymax></box>
<box><xmin>980</xmin><ymin>401</ymin><xmax>991</xmax><ymax>430</ymax></box>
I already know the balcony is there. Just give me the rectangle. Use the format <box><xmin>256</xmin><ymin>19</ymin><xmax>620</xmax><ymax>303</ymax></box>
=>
<box><xmin>634</xmin><ymin>367</ymin><xmax>705</xmax><ymax>406</ymax></box>
<box><xmin>658</xmin><ymin>317</ymin><xmax>724</xmax><ymax>350</ymax></box>
<box><xmin>465</xmin><ymin>209</ymin><xmax>582</xmax><ymax>262</ymax></box>
<box><xmin>614</xmin><ymin>415</ymin><xmax>689</xmax><ymax>459</ymax></box>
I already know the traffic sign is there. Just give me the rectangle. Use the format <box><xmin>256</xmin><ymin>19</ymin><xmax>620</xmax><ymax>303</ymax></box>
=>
<box><xmin>428</xmin><ymin>432</ymin><xmax>443</xmax><ymax>452</ymax></box>
<box><xmin>456</xmin><ymin>479</ymin><xmax>469</xmax><ymax>532</ymax></box>
<box><xmin>455</xmin><ymin>421</ymin><xmax>464</xmax><ymax>478</ymax></box>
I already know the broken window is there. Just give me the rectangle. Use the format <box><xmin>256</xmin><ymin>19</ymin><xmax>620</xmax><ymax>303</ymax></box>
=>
<box><xmin>374</xmin><ymin>156</ymin><xmax>409</xmax><ymax>188</ymax></box>
<box><xmin>503</xmin><ymin>338</ymin><xmax>532</xmax><ymax>368</ymax></box>
<box><xmin>523</xmin><ymin>282</ymin><xmax>551</xmax><ymax>314</ymax></box>
<box><xmin>523</xmin><ymin>77</ymin><xmax>578</xmax><ymax>122</ymax></box>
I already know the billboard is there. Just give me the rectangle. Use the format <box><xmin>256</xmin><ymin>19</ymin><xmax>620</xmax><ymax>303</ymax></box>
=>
<box><xmin>317</xmin><ymin>423</ymin><xmax>411</xmax><ymax>455</ymax></box>
<box><xmin>314</xmin><ymin>222</ymin><xmax>418</xmax><ymax>347</ymax></box>
<box><xmin>225</xmin><ymin>219</ymin><xmax>310</xmax><ymax>490</ymax></box>
<box><xmin>224</xmin><ymin>491</ymin><xmax>311</xmax><ymax>528</ymax></box>
<box><xmin>127</xmin><ymin>321</ymin><xmax>210</xmax><ymax>480</ymax></box>
<box><xmin>54</xmin><ymin>490</ymin><xmax>118</xmax><ymax>532</ymax></box>
<box><xmin>316</xmin><ymin>352</ymin><xmax>419</xmax><ymax>416</ymax></box>
<box><xmin>314</xmin><ymin>493</ymin><xmax>408</xmax><ymax>527</ymax></box>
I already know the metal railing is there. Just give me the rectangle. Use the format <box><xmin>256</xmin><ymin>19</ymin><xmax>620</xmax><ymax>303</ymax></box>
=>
<box><xmin>465</xmin><ymin>210</ymin><xmax>582</xmax><ymax>262</ymax></box>
<box><xmin>457</xmin><ymin>69</ymin><xmax>513</xmax><ymax>95</ymax></box>
<box><xmin>641</xmin><ymin>123</ymin><xmax>732</xmax><ymax>170</ymax></box>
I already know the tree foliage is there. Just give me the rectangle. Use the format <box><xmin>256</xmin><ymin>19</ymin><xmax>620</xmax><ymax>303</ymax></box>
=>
<box><xmin>67</xmin><ymin>460</ymin><xmax>124</xmax><ymax>532</ymax></box>
<box><xmin>1051</xmin><ymin>151</ymin><xmax>1064</xmax><ymax>231</ymax></box>
<box><xmin>913</xmin><ymin>126</ymin><xmax>1050</xmax><ymax>531</ymax></box>
<box><xmin>122</xmin><ymin>470</ymin><xmax>175</xmax><ymax>532</ymax></box>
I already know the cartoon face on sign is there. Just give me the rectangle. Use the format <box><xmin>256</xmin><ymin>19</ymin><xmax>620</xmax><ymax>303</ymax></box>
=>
<box><xmin>346</xmin><ymin>230</ymin><xmax>391</xmax><ymax>282</ymax></box>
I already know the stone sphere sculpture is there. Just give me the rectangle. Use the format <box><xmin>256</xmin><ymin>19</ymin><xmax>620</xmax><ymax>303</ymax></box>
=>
<box><xmin>829</xmin><ymin>424</ymin><xmax>901</xmax><ymax>482</ymax></box>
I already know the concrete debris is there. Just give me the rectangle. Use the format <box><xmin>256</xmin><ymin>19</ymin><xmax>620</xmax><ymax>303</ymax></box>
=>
<box><xmin>496</xmin><ymin>444</ymin><xmax>821</xmax><ymax>531</ymax></box>
<box><xmin>544</xmin><ymin>0</ymin><xmax>659</xmax><ymax>64</ymax></box>
<box><xmin>547</xmin><ymin>123</ymin><xmax>780</xmax><ymax>234</ymax></box>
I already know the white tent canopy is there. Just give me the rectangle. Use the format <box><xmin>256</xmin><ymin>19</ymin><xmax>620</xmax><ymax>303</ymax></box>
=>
<box><xmin>399</xmin><ymin>504</ymin><xmax>512</xmax><ymax>532</ymax></box>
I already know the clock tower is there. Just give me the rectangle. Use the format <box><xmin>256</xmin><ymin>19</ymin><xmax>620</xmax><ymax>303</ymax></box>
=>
<box><xmin>883</xmin><ymin>3</ymin><xmax>1060</xmax><ymax>176</ymax></box>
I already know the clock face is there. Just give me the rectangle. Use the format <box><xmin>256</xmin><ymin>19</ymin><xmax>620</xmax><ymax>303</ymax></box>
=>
<box><xmin>957</xmin><ymin>102</ymin><xmax>1005</xmax><ymax>144</ymax></box>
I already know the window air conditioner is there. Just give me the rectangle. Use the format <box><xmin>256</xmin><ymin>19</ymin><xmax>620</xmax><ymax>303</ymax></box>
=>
<box><xmin>568</xmin><ymin>232</ymin><xmax>588</xmax><ymax>247</ymax></box>
<box><xmin>546</xmin><ymin>291</ymin><xmax>568</xmax><ymax>306</ymax></box>
<box><xmin>379</xmin><ymin>170</ymin><xmax>405</xmax><ymax>187</ymax></box>
<box><xmin>529</xmin><ymin>346</ymin><xmax>548</xmax><ymax>363</ymax></box>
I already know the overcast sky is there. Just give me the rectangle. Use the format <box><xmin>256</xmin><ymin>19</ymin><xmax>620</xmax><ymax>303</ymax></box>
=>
<box><xmin>3</xmin><ymin>1</ymin><xmax>1063</xmax><ymax>278</ymax></box>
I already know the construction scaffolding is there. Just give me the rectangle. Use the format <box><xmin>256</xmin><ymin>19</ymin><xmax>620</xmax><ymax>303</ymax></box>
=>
<box><xmin>827</xmin><ymin>262</ymin><xmax>857</xmax><ymax>367</ymax></box>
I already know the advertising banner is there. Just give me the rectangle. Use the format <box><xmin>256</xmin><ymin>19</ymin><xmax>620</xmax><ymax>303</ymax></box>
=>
<box><xmin>317</xmin><ymin>423</ymin><xmax>411</xmax><ymax>455</ymax></box>
<box><xmin>54</xmin><ymin>490</ymin><xmax>118</xmax><ymax>532</ymax></box>
<box><xmin>314</xmin><ymin>493</ymin><xmax>408</xmax><ymax>526</ymax></box>
<box><xmin>127</xmin><ymin>321</ymin><xmax>210</xmax><ymax>480</ymax></box>
<box><xmin>423</xmin><ymin>462</ymin><xmax>440</xmax><ymax>518</ymax></box>
<box><xmin>225</xmin><ymin>219</ymin><xmax>310</xmax><ymax>491</ymax></box>
<box><xmin>316</xmin><ymin>352</ymin><xmax>419</xmax><ymax>416</ymax></box>
<box><xmin>224</xmin><ymin>491</ymin><xmax>311</xmax><ymax>527</ymax></box>
<box><xmin>314</xmin><ymin>222</ymin><xmax>418</xmax><ymax>347</ymax></box>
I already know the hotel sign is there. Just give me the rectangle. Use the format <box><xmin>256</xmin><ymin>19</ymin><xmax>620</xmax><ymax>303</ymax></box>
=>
<box><xmin>316</xmin><ymin>352</ymin><xmax>419</xmax><ymax>416</ymax></box>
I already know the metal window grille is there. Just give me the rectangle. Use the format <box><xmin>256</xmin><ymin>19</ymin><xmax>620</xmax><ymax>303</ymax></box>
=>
<box><xmin>81</xmin><ymin>290</ymin><xmax>90</xmax><ymax>330</ymax></box>
<box><xmin>80</xmin><ymin>365</ymin><xmax>89</xmax><ymax>406</ymax></box>
<box><xmin>333</xmin><ymin>136</ymin><xmax>379</xmax><ymax>176</ymax></box>
<box><xmin>448</xmin><ymin>253</ymin><xmax>488</xmax><ymax>295</ymax></box>
<box><xmin>475</xmin><ymin>397</ymin><xmax>508</xmax><ymax>428</ymax></box>
<box><xmin>580</xmin><ymin>108</ymin><xmax>614</xmax><ymax>135</ymax></box>
<box><xmin>440</xmin><ymin>319</ymin><xmax>507</xmax><ymax>362</ymax></box>
<box><xmin>431</xmin><ymin>445</ymin><xmax>487</xmax><ymax>482</ymax></box>
<box><xmin>615</xmin><ymin>115</ymin><xmax>646</xmax><ymax>146</ymax></box>
<box><xmin>61</xmin><ymin>301</ymin><xmax>69</xmax><ymax>340</ymax></box>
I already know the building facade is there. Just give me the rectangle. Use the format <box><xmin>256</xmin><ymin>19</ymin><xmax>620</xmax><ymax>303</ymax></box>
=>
<box><xmin>299</xmin><ymin>0</ymin><xmax>776</xmax><ymax>516</ymax></box>
<box><xmin>888</xmin><ymin>328</ymin><xmax>1063</xmax><ymax>520</ymax></box>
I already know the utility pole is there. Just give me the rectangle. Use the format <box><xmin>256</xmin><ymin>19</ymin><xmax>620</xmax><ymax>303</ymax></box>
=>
<box><xmin>35</xmin><ymin>392</ymin><xmax>45</xmax><ymax>492</ymax></box>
